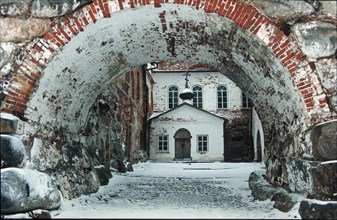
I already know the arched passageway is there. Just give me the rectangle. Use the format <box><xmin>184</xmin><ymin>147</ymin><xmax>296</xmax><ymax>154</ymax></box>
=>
<box><xmin>0</xmin><ymin>0</ymin><xmax>336</xmax><ymax>202</ymax></box>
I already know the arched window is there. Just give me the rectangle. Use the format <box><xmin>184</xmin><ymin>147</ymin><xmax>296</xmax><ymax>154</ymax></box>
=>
<box><xmin>217</xmin><ymin>85</ymin><xmax>228</xmax><ymax>109</ymax></box>
<box><xmin>192</xmin><ymin>85</ymin><xmax>203</xmax><ymax>108</ymax></box>
<box><xmin>168</xmin><ymin>86</ymin><xmax>179</xmax><ymax>109</ymax></box>
<box><xmin>242</xmin><ymin>91</ymin><xmax>252</xmax><ymax>108</ymax></box>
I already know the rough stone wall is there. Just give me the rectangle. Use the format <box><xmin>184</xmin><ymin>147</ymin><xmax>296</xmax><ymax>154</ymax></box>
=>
<box><xmin>0</xmin><ymin>0</ymin><xmax>336</xmax><ymax>200</ymax></box>
<box><xmin>114</xmin><ymin>67</ymin><xmax>152</xmax><ymax>162</ymax></box>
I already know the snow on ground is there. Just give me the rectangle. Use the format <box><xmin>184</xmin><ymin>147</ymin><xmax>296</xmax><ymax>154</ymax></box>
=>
<box><xmin>50</xmin><ymin>161</ymin><xmax>302</xmax><ymax>219</ymax></box>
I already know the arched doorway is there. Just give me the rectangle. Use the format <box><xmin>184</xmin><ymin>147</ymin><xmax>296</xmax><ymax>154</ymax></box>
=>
<box><xmin>174</xmin><ymin>128</ymin><xmax>192</xmax><ymax>160</ymax></box>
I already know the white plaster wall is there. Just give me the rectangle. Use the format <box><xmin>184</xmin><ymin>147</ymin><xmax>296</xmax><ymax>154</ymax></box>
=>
<box><xmin>149</xmin><ymin>104</ymin><xmax>224</xmax><ymax>162</ymax></box>
<box><xmin>252</xmin><ymin>107</ymin><xmax>265</xmax><ymax>161</ymax></box>
<box><xmin>151</xmin><ymin>71</ymin><xmax>244</xmax><ymax>113</ymax></box>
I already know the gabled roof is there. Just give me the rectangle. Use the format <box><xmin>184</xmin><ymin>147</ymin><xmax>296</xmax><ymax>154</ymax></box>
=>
<box><xmin>149</xmin><ymin>102</ymin><xmax>227</xmax><ymax>122</ymax></box>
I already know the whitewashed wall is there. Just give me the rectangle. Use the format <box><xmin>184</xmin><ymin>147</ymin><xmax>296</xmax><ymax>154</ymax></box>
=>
<box><xmin>149</xmin><ymin>104</ymin><xmax>225</xmax><ymax>162</ymax></box>
<box><xmin>252</xmin><ymin>107</ymin><xmax>265</xmax><ymax>161</ymax></box>
<box><xmin>151</xmin><ymin>71</ymin><xmax>244</xmax><ymax>114</ymax></box>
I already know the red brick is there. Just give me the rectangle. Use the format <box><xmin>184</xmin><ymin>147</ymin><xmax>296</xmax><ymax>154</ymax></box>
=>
<box><xmin>237</xmin><ymin>5</ymin><xmax>251</xmax><ymax>27</ymax></box>
<box><xmin>66</xmin><ymin>18</ymin><xmax>78</xmax><ymax>35</ymax></box>
<box><xmin>82</xmin><ymin>15</ymin><xmax>89</xmax><ymax>26</ymax></box>
<box><xmin>90</xmin><ymin>3</ymin><xmax>98</xmax><ymax>14</ymax></box>
<box><xmin>204</xmin><ymin>0</ymin><xmax>210</xmax><ymax>12</ymax></box>
<box><xmin>303</xmin><ymin>92</ymin><xmax>314</xmax><ymax>99</ymax></box>
<box><xmin>58</xmin><ymin>24</ymin><xmax>71</xmax><ymax>41</ymax></box>
<box><xmin>228</xmin><ymin>2</ymin><xmax>240</xmax><ymax>20</ymax></box>
<box><xmin>130</xmin><ymin>0</ymin><xmax>135</xmax><ymax>8</ymax></box>
<box><xmin>9</xmin><ymin>96</ymin><xmax>29</xmax><ymax>105</ymax></box>
<box><xmin>88</xmin><ymin>9</ymin><xmax>97</xmax><ymax>23</ymax></box>
<box><xmin>252</xmin><ymin>17</ymin><xmax>267</xmax><ymax>35</ymax></box>
<box><xmin>0</xmin><ymin>107</ymin><xmax>12</xmax><ymax>114</ymax></box>
<box><xmin>224</xmin><ymin>0</ymin><xmax>235</xmax><ymax>17</ymax></box>
<box><xmin>319</xmin><ymin>99</ymin><xmax>328</xmax><ymax>106</ymax></box>
<box><xmin>298</xmin><ymin>82</ymin><xmax>312</xmax><ymax>90</ymax></box>
<box><xmin>288</xmin><ymin>65</ymin><xmax>298</xmax><ymax>73</ymax></box>
<box><xmin>217</xmin><ymin>0</ymin><xmax>226</xmax><ymax>16</ymax></box>
<box><xmin>295</xmin><ymin>51</ymin><xmax>304</xmax><ymax>61</ymax></box>
<box><xmin>103</xmin><ymin>3</ymin><xmax>111</xmax><ymax>17</ymax></box>
<box><xmin>154</xmin><ymin>0</ymin><xmax>161</xmax><ymax>7</ymax></box>
<box><xmin>275</xmin><ymin>47</ymin><xmax>287</xmax><ymax>57</ymax></box>
<box><xmin>118</xmin><ymin>0</ymin><xmax>124</xmax><ymax>10</ymax></box>
<box><xmin>272</xmin><ymin>30</ymin><xmax>284</xmax><ymax>44</ymax></box>
<box><xmin>280</xmin><ymin>38</ymin><xmax>290</xmax><ymax>49</ymax></box>
<box><xmin>249</xmin><ymin>14</ymin><xmax>262</xmax><ymax>32</ymax></box>
<box><xmin>281</xmin><ymin>51</ymin><xmax>295</xmax><ymax>64</ymax></box>
<box><xmin>212</xmin><ymin>0</ymin><xmax>220</xmax><ymax>12</ymax></box>
<box><xmin>50</xmin><ymin>32</ymin><xmax>65</xmax><ymax>46</ymax></box>
<box><xmin>232</xmin><ymin>2</ymin><xmax>244</xmax><ymax>23</ymax></box>
<box><xmin>305</xmin><ymin>99</ymin><xmax>315</xmax><ymax>108</ymax></box>
<box><xmin>74</xmin><ymin>18</ymin><xmax>84</xmax><ymax>32</ymax></box>
<box><xmin>12</xmin><ymin>105</ymin><xmax>26</xmax><ymax>114</ymax></box>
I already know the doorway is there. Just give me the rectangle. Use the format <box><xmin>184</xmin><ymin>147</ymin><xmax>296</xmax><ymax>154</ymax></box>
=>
<box><xmin>174</xmin><ymin>128</ymin><xmax>192</xmax><ymax>160</ymax></box>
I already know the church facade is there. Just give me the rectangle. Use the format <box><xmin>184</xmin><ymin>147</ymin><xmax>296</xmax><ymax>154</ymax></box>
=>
<box><xmin>148</xmin><ymin>62</ymin><xmax>262</xmax><ymax>162</ymax></box>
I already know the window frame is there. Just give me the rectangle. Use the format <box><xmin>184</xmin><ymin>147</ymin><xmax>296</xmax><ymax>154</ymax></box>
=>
<box><xmin>158</xmin><ymin>135</ymin><xmax>169</xmax><ymax>152</ymax></box>
<box><xmin>242</xmin><ymin>91</ymin><xmax>252</xmax><ymax>108</ymax></box>
<box><xmin>196</xmin><ymin>134</ymin><xmax>208</xmax><ymax>153</ymax></box>
<box><xmin>168</xmin><ymin>85</ymin><xmax>179</xmax><ymax>109</ymax></box>
<box><xmin>192</xmin><ymin>85</ymin><xmax>203</xmax><ymax>108</ymax></box>
<box><xmin>217</xmin><ymin>85</ymin><xmax>228</xmax><ymax>109</ymax></box>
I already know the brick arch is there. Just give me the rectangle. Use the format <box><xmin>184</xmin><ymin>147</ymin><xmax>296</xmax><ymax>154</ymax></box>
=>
<box><xmin>0</xmin><ymin>0</ymin><xmax>328</xmax><ymax>122</ymax></box>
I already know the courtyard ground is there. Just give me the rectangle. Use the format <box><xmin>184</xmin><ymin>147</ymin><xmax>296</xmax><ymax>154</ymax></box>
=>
<box><xmin>50</xmin><ymin>161</ymin><xmax>301</xmax><ymax>219</ymax></box>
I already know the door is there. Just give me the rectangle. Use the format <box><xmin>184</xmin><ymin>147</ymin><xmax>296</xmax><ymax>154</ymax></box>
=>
<box><xmin>174</xmin><ymin>128</ymin><xmax>192</xmax><ymax>160</ymax></box>
<box><xmin>175</xmin><ymin>138</ymin><xmax>191</xmax><ymax>159</ymax></box>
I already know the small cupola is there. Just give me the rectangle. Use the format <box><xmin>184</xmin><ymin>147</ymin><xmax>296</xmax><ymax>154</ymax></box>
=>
<box><xmin>179</xmin><ymin>72</ymin><xmax>194</xmax><ymax>103</ymax></box>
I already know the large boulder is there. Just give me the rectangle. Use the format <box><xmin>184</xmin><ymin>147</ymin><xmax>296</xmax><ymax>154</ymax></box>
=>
<box><xmin>250</xmin><ymin>0</ymin><xmax>314</xmax><ymax>23</ymax></box>
<box><xmin>271</xmin><ymin>191</ymin><xmax>303</xmax><ymax>212</ymax></box>
<box><xmin>311</xmin><ymin>162</ymin><xmax>337</xmax><ymax>199</ymax></box>
<box><xmin>284</xmin><ymin>158</ymin><xmax>320</xmax><ymax>196</ymax></box>
<box><xmin>0</xmin><ymin>134</ymin><xmax>25</xmax><ymax>168</ymax></box>
<box><xmin>0</xmin><ymin>17</ymin><xmax>50</xmax><ymax>43</ymax></box>
<box><xmin>293</xmin><ymin>21</ymin><xmax>337</xmax><ymax>60</ymax></box>
<box><xmin>299</xmin><ymin>199</ymin><xmax>337</xmax><ymax>219</ymax></box>
<box><xmin>54</xmin><ymin>168</ymin><xmax>100</xmax><ymax>199</ymax></box>
<box><xmin>1</xmin><ymin>168</ymin><xmax>61</xmax><ymax>215</ymax></box>
<box><xmin>31</xmin><ymin>0</ymin><xmax>92</xmax><ymax>18</ymax></box>
<box><xmin>311</xmin><ymin>120</ymin><xmax>337</xmax><ymax>161</ymax></box>
<box><xmin>0</xmin><ymin>0</ymin><xmax>31</xmax><ymax>17</ymax></box>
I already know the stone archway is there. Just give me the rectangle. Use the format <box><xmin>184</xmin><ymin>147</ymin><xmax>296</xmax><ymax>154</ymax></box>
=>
<box><xmin>0</xmin><ymin>0</ymin><xmax>336</xmax><ymax>201</ymax></box>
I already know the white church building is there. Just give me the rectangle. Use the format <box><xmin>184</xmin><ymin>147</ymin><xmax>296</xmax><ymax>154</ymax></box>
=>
<box><xmin>148</xmin><ymin>62</ymin><xmax>264</xmax><ymax>162</ymax></box>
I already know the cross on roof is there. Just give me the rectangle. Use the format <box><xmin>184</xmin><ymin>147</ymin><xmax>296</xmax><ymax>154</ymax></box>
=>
<box><xmin>183</xmin><ymin>72</ymin><xmax>191</xmax><ymax>88</ymax></box>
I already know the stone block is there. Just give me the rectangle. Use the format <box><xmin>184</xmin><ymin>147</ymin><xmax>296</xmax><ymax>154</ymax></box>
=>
<box><xmin>299</xmin><ymin>199</ymin><xmax>337</xmax><ymax>219</ymax></box>
<box><xmin>0</xmin><ymin>112</ymin><xmax>18</xmax><ymax>134</ymax></box>
<box><xmin>312</xmin><ymin>162</ymin><xmax>337</xmax><ymax>199</ymax></box>
<box><xmin>0</xmin><ymin>0</ymin><xmax>30</xmax><ymax>17</ymax></box>
<box><xmin>94</xmin><ymin>165</ymin><xmax>112</xmax><ymax>186</ymax></box>
<box><xmin>293</xmin><ymin>21</ymin><xmax>337</xmax><ymax>60</ymax></box>
<box><xmin>311</xmin><ymin>120</ymin><xmax>337</xmax><ymax>161</ymax></box>
<box><xmin>55</xmin><ymin>168</ymin><xmax>100</xmax><ymax>199</ymax></box>
<box><xmin>31</xmin><ymin>0</ymin><xmax>92</xmax><ymax>18</ymax></box>
<box><xmin>0</xmin><ymin>134</ymin><xmax>25</xmax><ymax>168</ymax></box>
<box><xmin>271</xmin><ymin>191</ymin><xmax>302</xmax><ymax>212</ymax></box>
<box><xmin>285</xmin><ymin>158</ymin><xmax>320</xmax><ymax>196</ymax></box>
<box><xmin>1</xmin><ymin>168</ymin><xmax>61</xmax><ymax>215</ymax></box>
